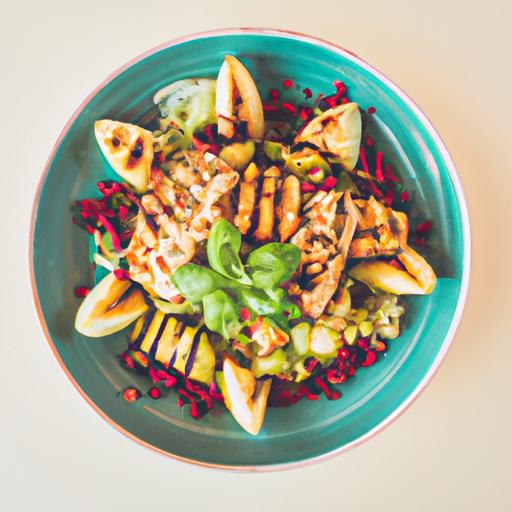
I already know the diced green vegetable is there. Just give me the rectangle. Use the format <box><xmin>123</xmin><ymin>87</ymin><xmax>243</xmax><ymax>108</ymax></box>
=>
<box><xmin>359</xmin><ymin>320</ymin><xmax>374</xmax><ymax>337</ymax></box>
<box><xmin>219</xmin><ymin>140</ymin><xmax>255</xmax><ymax>170</ymax></box>
<box><xmin>309</xmin><ymin>324</ymin><xmax>342</xmax><ymax>357</ymax></box>
<box><xmin>263</xmin><ymin>140</ymin><xmax>288</xmax><ymax>162</ymax></box>
<box><xmin>343</xmin><ymin>325</ymin><xmax>358</xmax><ymax>345</ymax></box>
<box><xmin>376</xmin><ymin>322</ymin><xmax>400</xmax><ymax>339</ymax></box>
<box><xmin>290</xmin><ymin>322</ymin><xmax>311</xmax><ymax>356</ymax></box>
<box><xmin>346</xmin><ymin>308</ymin><xmax>369</xmax><ymax>324</ymax></box>
<box><xmin>251</xmin><ymin>349</ymin><xmax>288</xmax><ymax>378</ymax></box>
<box><xmin>292</xmin><ymin>359</ymin><xmax>311</xmax><ymax>382</ymax></box>
<box><xmin>285</xmin><ymin>150</ymin><xmax>331</xmax><ymax>181</ymax></box>
<box><xmin>328</xmin><ymin>279</ymin><xmax>354</xmax><ymax>318</ymax></box>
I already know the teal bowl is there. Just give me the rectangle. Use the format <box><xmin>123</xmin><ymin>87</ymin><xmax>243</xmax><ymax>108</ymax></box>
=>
<box><xmin>30</xmin><ymin>28</ymin><xmax>470</xmax><ymax>470</ymax></box>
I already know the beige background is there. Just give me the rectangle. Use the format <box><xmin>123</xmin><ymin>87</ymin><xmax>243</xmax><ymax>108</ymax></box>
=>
<box><xmin>1</xmin><ymin>0</ymin><xmax>511</xmax><ymax>510</ymax></box>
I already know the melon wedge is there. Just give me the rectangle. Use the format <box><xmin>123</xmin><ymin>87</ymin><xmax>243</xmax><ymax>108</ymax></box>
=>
<box><xmin>95</xmin><ymin>120</ymin><xmax>153</xmax><ymax>192</ymax></box>
<box><xmin>221</xmin><ymin>359</ymin><xmax>271</xmax><ymax>436</ymax></box>
<box><xmin>75</xmin><ymin>272</ymin><xmax>148</xmax><ymax>337</ymax></box>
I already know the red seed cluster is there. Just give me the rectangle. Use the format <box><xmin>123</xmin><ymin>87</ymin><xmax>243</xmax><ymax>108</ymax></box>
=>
<box><xmin>113</xmin><ymin>268</ymin><xmax>130</xmax><ymax>281</ymax></box>
<box><xmin>320</xmin><ymin>176</ymin><xmax>337</xmax><ymax>192</ymax></box>
<box><xmin>416</xmin><ymin>220</ymin><xmax>433</xmax><ymax>235</ymax></box>
<box><xmin>302</xmin><ymin>87</ymin><xmax>313</xmax><ymax>99</ymax></box>
<box><xmin>119</xmin><ymin>350</ymin><xmax>222</xmax><ymax>420</ymax></box>
<box><xmin>269</xmin><ymin>88</ymin><xmax>279</xmax><ymax>102</ymax></box>
<box><xmin>281</xmin><ymin>102</ymin><xmax>297</xmax><ymax>116</ymax></box>
<box><xmin>74</xmin><ymin>286</ymin><xmax>90</xmax><ymax>298</ymax></box>
<box><xmin>122</xmin><ymin>387</ymin><xmax>141</xmax><ymax>404</ymax></box>
<box><xmin>148</xmin><ymin>387</ymin><xmax>162</xmax><ymax>399</ymax></box>
<box><xmin>414</xmin><ymin>220</ymin><xmax>433</xmax><ymax>247</ymax></box>
<box><xmin>270</xmin><ymin>338</ymin><xmax>384</xmax><ymax>406</ymax></box>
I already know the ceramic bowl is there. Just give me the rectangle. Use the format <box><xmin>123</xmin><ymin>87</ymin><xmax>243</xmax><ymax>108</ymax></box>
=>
<box><xmin>30</xmin><ymin>28</ymin><xmax>470</xmax><ymax>470</ymax></box>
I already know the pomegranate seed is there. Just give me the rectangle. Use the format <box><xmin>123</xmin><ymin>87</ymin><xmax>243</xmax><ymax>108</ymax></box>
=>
<box><xmin>122</xmin><ymin>387</ymin><xmax>141</xmax><ymax>403</ymax></box>
<box><xmin>361</xmin><ymin>351</ymin><xmax>377</xmax><ymax>367</ymax></box>
<box><xmin>365</xmin><ymin>135</ymin><xmax>374</xmax><ymax>146</ymax></box>
<box><xmin>384</xmin><ymin>163</ymin><xmax>399</xmax><ymax>183</ymax></box>
<box><xmin>149</xmin><ymin>366</ymin><xmax>161</xmax><ymax>384</ymax></box>
<box><xmin>118</xmin><ymin>205</ymin><xmax>128</xmax><ymax>221</ymax></box>
<box><xmin>301</xmin><ymin>182</ymin><xmax>316</xmax><ymax>193</ymax></box>
<box><xmin>113</xmin><ymin>268</ymin><xmax>130</xmax><ymax>281</ymax></box>
<box><xmin>298</xmin><ymin>105</ymin><xmax>312</xmax><ymax>120</ymax></box>
<box><xmin>263</xmin><ymin>104</ymin><xmax>279</xmax><ymax>112</ymax></box>
<box><xmin>326</xmin><ymin>369</ymin><xmax>347</xmax><ymax>384</ymax></box>
<box><xmin>321</xmin><ymin>176</ymin><xmax>337</xmax><ymax>191</ymax></box>
<box><xmin>375</xmin><ymin>151</ymin><xmax>385</xmax><ymax>183</ymax></box>
<box><xmin>416</xmin><ymin>220</ymin><xmax>433</xmax><ymax>235</ymax></box>
<box><xmin>302</xmin><ymin>87</ymin><xmax>313</xmax><ymax>99</ymax></box>
<box><xmin>333</xmin><ymin>79</ymin><xmax>345</xmax><ymax>90</ymax></box>
<box><xmin>148</xmin><ymin>387</ymin><xmax>161</xmax><ymax>400</ymax></box>
<box><xmin>269</xmin><ymin>88</ymin><xmax>279</xmax><ymax>102</ymax></box>
<box><xmin>385</xmin><ymin>189</ymin><xmax>394</xmax><ymax>206</ymax></box>
<box><xmin>324</xmin><ymin>96</ymin><xmax>338</xmax><ymax>108</ymax></box>
<box><xmin>164</xmin><ymin>377</ymin><xmax>177</xmax><ymax>388</ymax></box>
<box><xmin>120</xmin><ymin>353</ymin><xmax>134</xmax><ymax>369</ymax></box>
<box><xmin>400</xmin><ymin>191</ymin><xmax>409</xmax><ymax>202</ymax></box>
<box><xmin>282</xmin><ymin>102</ymin><xmax>297</xmax><ymax>116</ymax></box>
<box><xmin>367</xmin><ymin>106</ymin><xmax>377</xmax><ymax>114</ymax></box>
<box><xmin>240</xmin><ymin>307</ymin><xmax>251</xmax><ymax>321</ymax></box>
<box><xmin>305</xmin><ymin>358</ymin><xmax>319</xmax><ymax>372</ymax></box>
<box><xmin>283</xmin><ymin>79</ymin><xmax>293</xmax><ymax>88</ymax></box>
<box><xmin>357</xmin><ymin>338</ymin><xmax>370</xmax><ymax>349</ymax></box>
<box><xmin>359</xmin><ymin>146</ymin><xmax>383</xmax><ymax>198</ymax></box>
<box><xmin>339</xmin><ymin>348</ymin><xmax>350</xmax><ymax>360</ymax></box>
<box><xmin>74</xmin><ymin>286</ymin><xmax>90</xmax><ymax>298</ymax></box>
<box><xmin>414</xmin><ymin>236</ymin><xmax>425</xmax><ymax>247</ymax></box>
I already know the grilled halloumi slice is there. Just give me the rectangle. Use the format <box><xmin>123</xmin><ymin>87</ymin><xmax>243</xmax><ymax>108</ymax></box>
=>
<box><xmin>234</xmin><ymin>162</ymin><xmax>259</xmax><ymax>235</ymax></box>
<box><xmin>253</xmin><ymin>166</ymin><xmax>280</xmax><ymax>242</ymax></box>
<box><xmin>277</xmin><ymin>175</ymin><xmax>301</xmax><ymax>242</ymax></box>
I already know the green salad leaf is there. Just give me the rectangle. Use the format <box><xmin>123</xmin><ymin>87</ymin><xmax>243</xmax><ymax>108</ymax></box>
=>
<box><xmin>207</xmin><ymin>219</ymin><xmax>252</xmax><ymax>285</ymax></box>
<box><xmin>172</xmin><ymin>220</ymin><xmax>302</xmax><ymax>339</ymax></box>
<box><xmin>171</xmin><ymin>264</ymin><xmax>232</xmax><ymax>303</ymax></box>
<box><xmin>203</xmin><ymin>290</ymin><xmax>242</xmax><ymax>340</ymax></box>
<box><xmin>247</xmin><ymin>242</ymin><xmax>301</xmax><ymax>290</ymax></box>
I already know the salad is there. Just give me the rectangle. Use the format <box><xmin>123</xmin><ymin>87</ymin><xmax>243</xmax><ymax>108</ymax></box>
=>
<box><xmin>73</xmin><ymin>55</ymin><xmax>436</xmax><ymax>435</ymax></box>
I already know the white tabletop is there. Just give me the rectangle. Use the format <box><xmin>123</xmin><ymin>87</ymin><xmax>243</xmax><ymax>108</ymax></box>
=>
<box><xmin>2</xmin><ymin>1</ymin><xmax>511</xmax><ymax>510</ymax></box>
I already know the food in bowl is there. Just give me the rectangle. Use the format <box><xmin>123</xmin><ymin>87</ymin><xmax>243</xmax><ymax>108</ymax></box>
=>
<box><xmin>73</xmin><ymin>54</ymin><xmax>436</xmax><ymax>435</ymax></box>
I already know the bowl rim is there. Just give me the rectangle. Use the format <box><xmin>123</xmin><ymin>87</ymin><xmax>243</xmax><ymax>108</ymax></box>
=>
<box><xmin>29</xmin><ymin>27</ymin><xmax>471</xmax><ymax>472</ymax></box>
